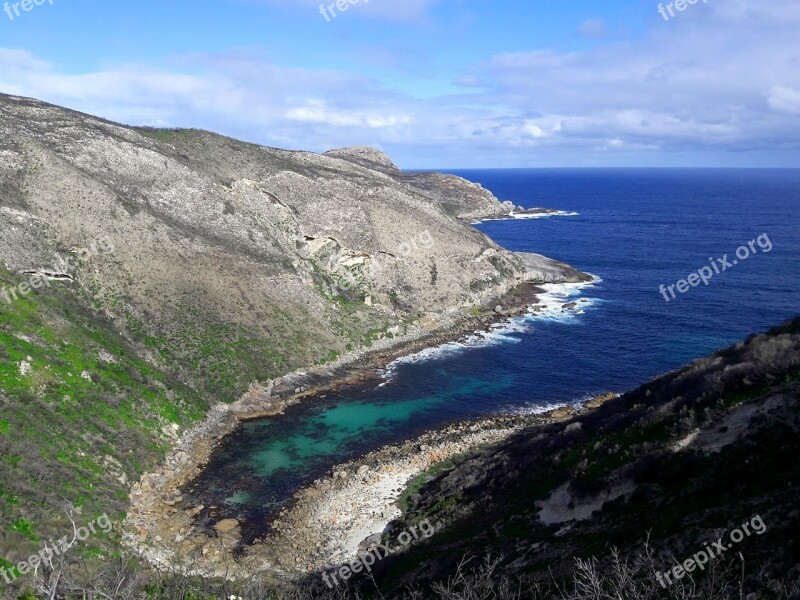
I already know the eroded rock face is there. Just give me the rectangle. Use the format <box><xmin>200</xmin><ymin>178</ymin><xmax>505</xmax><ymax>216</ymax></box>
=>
<box><xmin>324</xmin><ymin>146</ymin><xmax>400</xmax><ymax>172</ymax></box>
<box><xmin>0</xmin><ymin>94</ymin><xmax>585</xmax><ymax>399</ymax></box>
<box><xmin>325</xmin><ymin>145</ymin><xmax>511</xmax><ymax>221</ymax></box>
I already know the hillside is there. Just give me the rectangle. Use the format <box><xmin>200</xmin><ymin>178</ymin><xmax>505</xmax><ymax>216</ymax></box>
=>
<box><xmin>1</xmin><ymin>94</ymin><xmax>585</xmax><ymax>406</ymax></box>
<box><xmin>0</xmin><ymin>265</ymin><xmax>208</xmax><ymax>594</ymax></box>
<box><xmin>324</xmin><ymin>146</ymin><xmax>511</xmax><ymax>221</ymax></box>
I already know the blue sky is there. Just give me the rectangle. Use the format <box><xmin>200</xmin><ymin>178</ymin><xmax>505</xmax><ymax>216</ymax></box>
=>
<box><xmin>1</xmin><ymin>0</ymin><xmax>799</xmax><ymax>168</ymax></box>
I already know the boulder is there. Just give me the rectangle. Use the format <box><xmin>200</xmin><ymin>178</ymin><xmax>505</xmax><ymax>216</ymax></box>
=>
<box><xmin>214</xmin><ymin>518</ymin><xmax>240</xmax><ymax>534</ymax></box>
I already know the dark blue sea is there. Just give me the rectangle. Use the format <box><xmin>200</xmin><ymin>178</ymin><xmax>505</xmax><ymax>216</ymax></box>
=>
<box><xmin>188</xmin><ymin>169</ymin><xmax>800</xmax><ymax>536</ymax></box>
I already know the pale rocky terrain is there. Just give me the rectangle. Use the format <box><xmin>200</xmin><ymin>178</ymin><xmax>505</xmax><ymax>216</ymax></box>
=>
<box><xmin>324</xmin><ymin>146</ymin><xmax>512</xmax><ymax>221</ymax></box>
<box><xmin>0</xmin><ymin>93</ymin><xmax>587</xmax><ymax>401</ymax></box>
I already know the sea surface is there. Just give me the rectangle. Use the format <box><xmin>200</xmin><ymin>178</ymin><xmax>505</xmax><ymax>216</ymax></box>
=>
<box><xmin>187</xmin><ymin>169</ymin><xmax>800</xmax><ymax>542</ymax></box>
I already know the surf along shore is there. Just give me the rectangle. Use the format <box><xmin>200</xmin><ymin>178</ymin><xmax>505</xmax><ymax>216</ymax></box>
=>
<box><xmin>123</xmin><ymin>264</ymin><xmax>600</xmax><ymax>580</ymax></box>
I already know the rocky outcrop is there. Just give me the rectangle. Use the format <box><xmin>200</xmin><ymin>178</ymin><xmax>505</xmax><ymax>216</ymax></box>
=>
<box><xmin>325</xmin><ymin>146</ymin><xmax>511</xmax><ymax>221</ymax></box>
<box><xmin>323</xmin><ymin>146</ymin><xmax>400</xmax><ymax>172</ymax></box>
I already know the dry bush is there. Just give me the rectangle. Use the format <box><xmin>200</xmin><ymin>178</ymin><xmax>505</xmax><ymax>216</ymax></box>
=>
<box><xmin>12</xmin><ymin>545</ymin><xmax>799</xmax><ymax>600</ymax></box>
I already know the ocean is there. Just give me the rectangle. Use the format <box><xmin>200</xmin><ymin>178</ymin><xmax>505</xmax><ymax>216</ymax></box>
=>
<box><xmin>187</xmin><ymin>168</ymin><xmax>800</xmax><ymax>541</ymax></box>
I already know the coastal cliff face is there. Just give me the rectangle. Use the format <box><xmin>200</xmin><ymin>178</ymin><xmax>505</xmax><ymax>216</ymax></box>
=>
<box><xmin>0</xmin><ymin>94</ymin><xmax>582</xmax><ymax>403</ymax></box>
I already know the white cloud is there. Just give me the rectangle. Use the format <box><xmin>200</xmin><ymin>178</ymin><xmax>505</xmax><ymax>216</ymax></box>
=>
<box><xmin>767</xmin><ymin>86</ymin><xmax>800</xmax><ymax>115</ymax></box>
<box><xmin>286</xmin><ymin>100</ymin><xmax>410</xmax><ymax>128</ymax></box>
<box><xmin>0</xmin><ymin>0</ymin><xmax>798</xmax><ymax>167</ymax></box>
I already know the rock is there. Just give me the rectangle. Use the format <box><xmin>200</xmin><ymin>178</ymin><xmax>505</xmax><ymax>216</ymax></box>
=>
<box><xmin>494</xmin><ymin>305</ymin><xmax>505</xmax><ymax>315</ymax></box>
<box><xmin>357</xmin><ymin>465</ymin><xmax>370</xmax><ymax>475</ymax></box>
<box><xmin>161</xmin><ymin>492</ymin><xmax>183</xmax><ymax>506</ymax></box>
<box><xmin>214</xmin><ymin>518</ymin><xmax>240</xmax><ymax>534</ymax></box>
<box><xmin>549</xmin><ymin>407</ymin><xmax>578</xmax><ymax>421</ymax></box>
<box><xmin>584</xmin><ymin>392</ymin><xmax>617</xmax><ymax>409</ymax></box>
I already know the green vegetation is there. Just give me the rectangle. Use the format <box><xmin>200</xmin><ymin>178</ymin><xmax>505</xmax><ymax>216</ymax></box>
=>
<box><xmin>134</xmin><ymin>127</ymin><xmax>200</xmax><ymax>143</ymax></box>
<box><xmin>0</xmin><ymin>266</ymin><xmax>207</xmax><ymax>569</ymax></box>
<box><xmin>396</xmin><ymin>451</ymin><xmax>478</xmax><ymax>513</ymax></box>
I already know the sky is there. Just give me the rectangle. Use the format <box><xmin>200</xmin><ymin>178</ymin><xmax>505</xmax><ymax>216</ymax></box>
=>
<box><xmin>0</xmin><ymin>0</ymin><xmax>799</xmax><ymax>168</ymax></box>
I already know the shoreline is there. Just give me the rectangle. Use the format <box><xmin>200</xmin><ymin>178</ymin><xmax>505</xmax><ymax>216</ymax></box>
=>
<box><xmin>122</xmin><ymin>275</ymin><xmax>599</xmax><ymax>579</ymax></box>
<box><xmin>247</xmin><ymin>392</ymin><xmax>617</xmax><ymax>576</ymax></box>
<box><xmin>470</xmin><ymin>208</ymin><xmax>580</xmax><ymax>225</ymax></box>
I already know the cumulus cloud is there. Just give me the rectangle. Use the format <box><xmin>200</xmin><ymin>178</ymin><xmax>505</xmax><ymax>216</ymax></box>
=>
<box><xmin>767</xmin><ymin>86</ymin><xmax>800</xmax><ymax>115</ymax></box>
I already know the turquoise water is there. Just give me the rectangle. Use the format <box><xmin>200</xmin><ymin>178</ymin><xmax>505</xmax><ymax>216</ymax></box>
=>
<box><xmin>249</xmin><ymin>374</ymin><xmax>514</xmax><ymax>477</ymax></box>
<box><xmin>187</xmin><ymin>169</ymin><xmax>800</xmax><ymax>544</ymax></box>
<box><xmin>188</xmin><ymin>371</ymin><xmax>519</xmax><ymax>538</ymax></box>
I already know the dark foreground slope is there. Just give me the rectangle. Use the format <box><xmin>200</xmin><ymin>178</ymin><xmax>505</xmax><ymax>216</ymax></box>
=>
<box><xmin>358</xmin><ymin>317</ymin><xmax>800</xmax><ymax>599</ymax></box>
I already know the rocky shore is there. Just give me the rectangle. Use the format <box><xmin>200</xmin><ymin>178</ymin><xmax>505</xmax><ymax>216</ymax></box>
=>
<box><xmin>124</xmin><ymin>390</ymin><xmax>617</xmax><ymax>581</ymax></box>
<box><xmin>122</xmin><ymin>277</ymin><xmax>599</xmax><ymax>580</ymax></box>
<box><xmin>243</xmin><ymin>401</ymin><xmax>616</xmax><ymax>575</ymax></box>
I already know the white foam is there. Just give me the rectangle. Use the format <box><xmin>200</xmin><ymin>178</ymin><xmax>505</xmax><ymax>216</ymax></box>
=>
<box><xmin>472</xmin><ymin>210</ymin><xmax>580</xmax><ymax>224</ymax></box>
<box><xmin>379</xmin><ymin>277</ymin><xmax>602</xmax><ymax>380</ymax></box>
<box><xmin>503</xmin><ymin>389</ymin><xmax>605</xmax><ymax>417</ymax></box>
<box><xmin>510</xmin><ymin>210</ymin><xmax>580</xmax><ymax>220</ymax></box>
<box><xmin>525</xmin><ymin>276</ymin><xmax>603</xmax><ymax>323</ymax></box>
<box><xmin>502</xmin><ymin>399</ymin><xmax>584</xmax><ymax>417</ymax></box>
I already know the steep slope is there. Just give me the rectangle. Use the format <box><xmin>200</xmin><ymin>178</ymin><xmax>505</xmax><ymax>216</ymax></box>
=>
<box><xmin>365</xmin><ymin>317</ymin><xmax>800</xmax><ymax>597</ymax></box>
<box><xmin>0</xmin><ymin>94</ymin><xmax>584</xmax><ymax>402</ymax></box>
